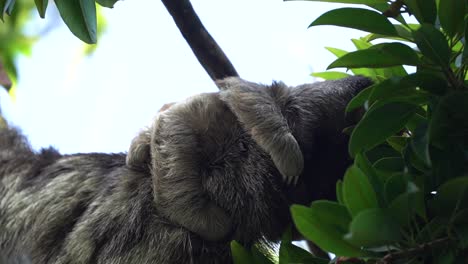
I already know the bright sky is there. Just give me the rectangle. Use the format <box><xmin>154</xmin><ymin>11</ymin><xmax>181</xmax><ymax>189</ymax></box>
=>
<box><xmin>0</xmin><ymin>0</ymin><xmax>364</xmax><ymax>154</ymax></box>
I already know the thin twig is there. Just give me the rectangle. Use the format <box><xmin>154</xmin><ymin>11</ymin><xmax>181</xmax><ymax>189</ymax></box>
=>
<box><xmin>378</xmin><ymin>237</ymin><xmax>451</xmax><ymax>264</ymax></box>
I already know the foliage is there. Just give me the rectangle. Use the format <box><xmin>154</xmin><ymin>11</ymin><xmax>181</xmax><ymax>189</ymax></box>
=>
<box><xmin>235</xmin><ymin>0</ymin><xmax>468</xmax><ymax>263</ymax></box>
<box><xmin>0</xmin><ymin>0</ymin><xmax>109</xmax><ymax>92</ymax></box>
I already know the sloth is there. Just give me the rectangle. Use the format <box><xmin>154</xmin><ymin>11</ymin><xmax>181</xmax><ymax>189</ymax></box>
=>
<box><xmin>0</xmin><ymin>76</ymin><xmax>371</xmax><ymax>264</ymax></box>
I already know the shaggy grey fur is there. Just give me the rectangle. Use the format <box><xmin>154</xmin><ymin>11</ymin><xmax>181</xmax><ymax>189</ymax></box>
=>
<box><xmin>0</xmin><ymin>76</ymin><xmax>371</xmax><ymax>264</ymax></box>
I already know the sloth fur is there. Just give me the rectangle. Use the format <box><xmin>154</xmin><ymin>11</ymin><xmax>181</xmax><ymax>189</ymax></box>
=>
<box><xmin>0</xmin><ymin>76</ymin><xmax>371</xmax><ymax>264</ymax></box>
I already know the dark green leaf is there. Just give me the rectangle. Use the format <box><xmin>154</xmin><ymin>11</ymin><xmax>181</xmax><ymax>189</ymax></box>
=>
<box><xmin>311</xmin><ymin>71</ymin><xmax>351</xmax><ymax>80</ymax></box>
<box><xmin>291</xmin><ymin>202</ymin><xmax>362</xmax><ymax>257</ymax></box>
<box><xmin>413</xmin><ymin>24</ymin><xmax>450</xmax><ymax>67</ymax></box>
<box><xmin>309</xmin><ymin>8</ymin><xmax>397</xmax><ymax>36</ymax></box>
<box><xmin>231</xmin><ymin>241</ymin><xmax>254</xmax><ymax>264</ymax></box>
<box><xmin>55</xmin><ymin>0</ymin><xmax>97</xmax><ymax>44</ymax></box>
<box><xmin>346</xmin><ymin>85</ymin><xmax>373</xmax><ymax>112</ymax></box>
<box><xmin>386</xmin><ymin>136</ymin><xmax>407</xmax><ymax>153</ymax></box>
<box><xmin>374</xmin><ymin>157</ymin><xmax>404</xmax><ymax>172</ymax></box>
<box><xmin>404</xmin><ymin>0</ymin><xmax>437</xmax><ymax>24</ymax></box>
<box><xmin>402</xmin><ymin>72</ymin><xmax>447</xmax><ymax>95</ymax></box>
<box><xmin>344</xmin><ymin>208</ymin><xmax>401</xmax><ymax>247</ymax></box>
<box><xmin>429</xmin><ymin>177</ymin><xmax>468</xmax><ymax>217</ymax></box>
<box><xmin>429</xmin><ymin>92</ymin><xmax>468</xmax><ymax>147</ymax></box>
<box><xmin>383</xmin><ymin>174</ymin><xmax>407</xmax><ymax>204</ymax></box>
<box><xmin>388</xmin><ymin>182</ymin><xmax>424</xmax><ymax>225</ymax></box>
<box><xmin>454</xmin><ymin>225</ymin><xmax>468</xmax><ymax>249</ymax></box>
<box><xmin>437</xmin><ymin>0</ymin><xmax>466</xmax><ymax>38</ymax></box>
<box><xmin>328</xmin><ymin>43</ymin><xmax>419</xmax><ymax>69</ymax></box>
<box><xmin>34</xmin><ymin>0</ymin><xmax>48</xmax><ymax>18</ymax></box>
<box><xmin>464</xmin><ymin>18</ymin><xmax>468</xmax><ymax>64</ymax></box>
<box><xmin>279</xmin><ymin>242</ymin><xmax>328</xmax><ymax>264</ymax></box>
<box><xmin>349</xmin><ymin>102</ymin><xmax>418</xmax><ymax>156</ymax></box>
<box><xmin>96</xmin><ymin>0</ymin><xmax>118</xmax><ymax>8</ymax></box>
<box><xmin>410</xmin><ymin>122</ymin><xmax>431</xmax><ymax>167</ymax></box>
<box><xmin>416</xmin><ymin>217</ymin><xmax>448</xmax><ymax>243</ymax></box>
<box><xmin>343</xmin><ymin>165</ymin><xmax>379</xmax><ymax>217</ymax></box>
<box><xmin>325</xmin><ymin>46</ymin><xmax>377</xmax><ymax>78</ymax></box>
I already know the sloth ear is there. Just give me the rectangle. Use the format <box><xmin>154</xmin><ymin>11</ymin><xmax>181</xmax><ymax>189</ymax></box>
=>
<box><xmin>126</xmin><ymin>128</ymin><xmax>151</xmax><ymax>171</ymax></box>
<box><xmin>218</xmin><ymin>77</ymin><xmax>304</xmax><ymax>184</ymax></box>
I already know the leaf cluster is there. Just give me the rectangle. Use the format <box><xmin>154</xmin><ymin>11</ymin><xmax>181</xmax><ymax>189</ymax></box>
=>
<box><xmin>233</xmin><ymin>0</ymin><xmax>468</xmax><ymax>263</ymax></box>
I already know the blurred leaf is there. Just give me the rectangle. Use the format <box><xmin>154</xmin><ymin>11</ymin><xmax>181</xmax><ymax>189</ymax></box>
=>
<box><xmin>343</xmin><ymin>165</ymin><xmax>379</xmax><ymax>217</ymax></box>
<box><xmin>311</xmin><ymin>71</ymin><xmax>351</xmax><ymax>80</ymax></box>
<box><xmin>410</xmin><ymin>122</ymin><xmax>431</xmax><ymax>167</ymax></box>
<box><xmin>5</xmin><ymin>0</ymin><xmax>13</xmax><ymax>15</ymax></box>
<box><xmin>355</xmin><ymin>153</ymin><xmax>386</xmax><ymax>207</ymax></box>
<box><xmin>388</xmin><ymin>182</ymin><xmax>424</xmax><ymax>225</ymax></box>
<box><xmin>346</xmin><ymin>85</ymin><xmax>373</xmax><ymax>112</ymax></box>
<box><xmin>429</xmin><ymin>177</ymin><xmax>468</xmax><ymax>217</ymax></box>
<box><xmin>291</xmin><ymin>202</ymin><xmax>363</xmax><ymax>257</ymax></box>
<box><xmin>55</xmin><ymin>0</ymin><xmax>97</xmax><ymax>44</ymax></box>
<box><xmin>454</xmin><ymin>225</ymin><xmax>468</xmax><ymax>249</ymax></box>
<box><xmin>430</xmin><ymin>145</ymin><xmax>466</xmax><ymax>190</ymax></box>
<box><xmin>309</xmin><ymin>8</ymin><xmax>397</xmax><ymax>36</ymax></box>
<box><xmin>328</xmin><ymin>42</ymin><xmax>419</xmax><ymax>69</ymax></box>
<box><xmin>349</xmin><ymin>102</ymin><xmax>418</xmax><ymax>156</ymax></box>
<box><xmin>404</xmin><ymin>0</ymin><xmax>436</xmax><ymax>24</ymax></box>
<box><xmin>34</xmin><ymin>0</ymin><xmax>47</xmax><ymax>18</ymax></box>
<box><xmin>336</xmin><ymin>180</ymin><xmax>345</xmax><ymax>205</ymax></box>
<box><xmin>383</xmin><ymin>174</ymin><xmax>407</xmax><ymax>203</ymax></box>
<box><xmin>413</xmin><ymin>24</ymin><xmax>450</xmax><ymax>67</ymax></box>
<box><xmin>344</xmin><ymin>208</ymin><xmax>401</xmax><ymax>247</ymax></box>
<box><xmin>386</xmin><ymin>136</ymin><xmax>407</xmax><ymax>153</ymax></box>
<box><xmin>402</xmin><ymin>72</ymin><xmax>447</xmax><ymax>95</ymax></box>
<box><xmin>437</xmin><ymin>0</ymin><xmax>466</xmax><ymax>38</ymax></box>
<box><xmin>231</xmin><ymin>241</ymin><xmax>254</xmax><ymax>264</ymax></box>
<box><xmin>96</xmin><ymin>0</ymin><xmax>118</xmax><ymax>8</ymax></box>
<box><xmin>374</xmin><ymin>157</ymin><xmax>404</xmax><ymax>172</ymax></box>
<box><xmin>464</xmin><ymin>18</ymin><xmax>468</xmax><ymax>64</ymax></box>
<box><xmin>279</xmin><ymin>242</ymin><xmax>328</xmax><ymax>264</ymax></box>
<box><xmin>429</xmin><ymin>92</ymin><xmax>468</xmax><ymax>147</ymax></box>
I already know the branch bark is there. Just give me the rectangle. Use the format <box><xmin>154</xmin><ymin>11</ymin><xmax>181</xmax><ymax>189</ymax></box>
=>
<box><xmin>160</xmin><ymin>0</ymin><xmax>239</xmax><ymax>85</ymax></box>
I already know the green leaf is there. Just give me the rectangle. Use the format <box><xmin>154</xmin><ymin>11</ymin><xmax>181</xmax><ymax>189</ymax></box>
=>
<box><xmin>355</xmin><ymin>153</ymin><xmax>386</xmax><ymax>207</ymax></box>
<box><xmin>309</xmin><ymin>8</ymin><xmax>397</xmax><ymax>36</ymax></box>
<box><xmin>96</xmin><ymin>0</ymin><xmax>118</xmax><ymax>8</ymax></box>
<box><xmin>328</xmin><ymin>43</ymin><xmax>419</xmax><ymax>69</ymax></box>
<box><xmin>55</xmin><ymin>0</ymin><xmax>97</xmax><ymax>44</ymax></box>
<box><xmin>404</xmin><ymin>0</ymin><xmax>437</xmax><ymax>24</ymax></box>
<box><xmin>429</xmin><ymin>92</ymin><xmax>468</xmax><ymax>147</ymax></box>
<box><xmin>343</xmin><ymin>165</ymin><xmax>379</xmax><ymax>217</ymax></box>
<box><xmin>386</xmin><ymin>136</ymin><xmax>407</xmax><ymax>153</ymax></box>
<box><xmin>346</xmin><ymin>85</ymin><xmax>373</xmax><ymax>112</ymax></box>
<box><xmin>291</xmin><ymin>202</ymin><xmax>363</xmax><ymax>257</ymax></box>
<box><xmin>464</xmin><ymin>18</ymin><xmax>468</xmax><ymax>64</ymax></box>
<box><xmin>410</xmin><ymin>122</ymin><xmax>431</xmax><ymax>167</ymax></box>
<box><xmin>344</xmin><ymin>208</ymin><xmax>401</xmax><ymax>247</ymax></box>
<box><xmin>416</xmin><ymin>217</ymin><xmax>448</xmax><ymax>243</ymax></box>
<box><xmin>437</xmin><ymin>0</ymin><xmax>466</xmax><ymax>38</ymax></box>
<box><xmin>251</xmin><ymin>245</ymin><xmax>275</xmax><ymax>264</ymax></box>
<box><xmin>402</xmin><ymin>72</ymin><xmax>447</xmax><ymax>95</ymax></box>
<box><xmin>5</xmin><ymin>0</ymin><xmax>13</xmax><ymax>15</ymax></box>
<box><xmin>383</xmin><ymin>174</ymin><xmax>407</xmax><ymax>203</ymax></box>
<box><xmin>349</xmin><ymin>102</ymin><xmax>418</xmax><ymax>156</ymax></box>
<box><xmin>279</xmin><ymin>242</ymin><xmax>328</xmax><ymax>264</ymax></box>
<box><xmin>388</xmin><ymin>182</ymin><xmax>424</xmax><ymax>226</ymax></box>
<box><xmin>231</xmin><ymin>241</ymin><xmax>254</xmax><ymax>264</ymax></box>
<box><xmin>34</xmin><ymin>0</ymin><xmax>48</xmax><ymax>18</ymax></box>
<box><xmin>429</xmin><ymin>177</ymin><xmax>468</xmax><ymax>217</ymax></box>
<box><xmin>374</xmin><ymin>157</ymin><xmax>404</xmax><ymax>172</ymax></box>
<box><xmin>311</xmin><ymin>71</ymin><xmax>351</xmax><ymax>80</ymax></box>
<box><xmin>0</xmin><ymin>0</ymin><xmax>13</xmax><ymax>20</ymax></box>
<box><xmin>413</xmin><ymin>24</ymin><xmax>450</xmax><ymax>67</ymax></box>
<box><xmin>430</xmin><ymin>145</ymin><xmax>466</xmax><ymax>190</ymax></box>
<box><xmin>325</xmin><ymin>46</ymin><xmax>377</xmax><ymax>78</ymax></box>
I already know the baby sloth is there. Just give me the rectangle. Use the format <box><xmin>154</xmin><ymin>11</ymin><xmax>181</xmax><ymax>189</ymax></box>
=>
<box><xmin>0</xmin><ymin>76</ymin><xmax>371</xmax><ymax>264</ymax></box>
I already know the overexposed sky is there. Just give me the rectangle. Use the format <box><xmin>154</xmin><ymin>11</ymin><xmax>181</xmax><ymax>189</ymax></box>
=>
<box><xmin>1</xmin><ymin>0</ymin><xmax>367</xmax><ymax>153</ymax></box>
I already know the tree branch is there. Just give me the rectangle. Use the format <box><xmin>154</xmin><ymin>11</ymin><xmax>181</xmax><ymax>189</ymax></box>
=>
<box><xmin>160</xmin><ymin>0</ymin><xmax>239</xmax><ymax>84</ymax></box>
<box><xmin>378</xmin><ymin>237</ymin><xmax>451</xmax><ymax>264</ymax></box>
